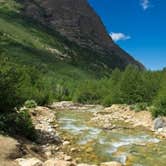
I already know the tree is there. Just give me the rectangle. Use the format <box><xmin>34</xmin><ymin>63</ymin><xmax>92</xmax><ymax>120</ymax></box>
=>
<box><xmin>102</xmin><ymin>68</ymin><xmax>122</xmax><ymax>106</ymax></box>
<box><xmin>152</xmin><ymin>72</ymin><xmax>166</xmax><ymax>117</ymax></box>
<box><xmin>118</xmin><ymin>65</ymin><xmax>145</xmax><ymax>104</ymax></box>
<box><xmin>0</xmin><ymin>59</ymin><xmax>22</xmax><ymax>112</ymax></box>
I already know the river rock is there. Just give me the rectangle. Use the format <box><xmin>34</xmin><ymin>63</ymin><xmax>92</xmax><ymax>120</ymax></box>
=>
<box><xmin>153</xmin><ymin>117</ymin><xmax>166</xmax><ymax>130</ymax></box>
<box><xmin>16</xmin><ymin>158</ymin><xmax>43</xmax><ymax>166</ymax></box>
<box><xmin>63</xmin><ymin>141</ymin><xmax>70</xmax><ymax>146</ymax></box>
<box><xmin>64</xmin><ymin>155</ymin><xmax>72</xmax><ymax>161</ymax></box>
<box><xmin>43</xmin><ymin>159</ymin><xmax>75</xmax><ymax>166</ymax></box>
<box><xmin>70</xmin><ymin>148</ymin><xmax>77</xmax><ymax>152</ymax></box>
<box><xmin>100</xmin><ymin>161</ymin><xmax>122</xmax><ymax>166</ymax></box>
<box><xmin>77</xmin><ymin>164</ymin><xmax>97</xmax><ymax>166</ymax></box>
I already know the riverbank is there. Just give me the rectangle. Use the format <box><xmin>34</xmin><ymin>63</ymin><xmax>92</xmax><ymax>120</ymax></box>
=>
<box><xmin>92</xmin><ymin>104</ymin><xmax>166</xmax><ymax>138</ymax></box>
<box><xmin>0</xmin><ymin>103</ymin><xmax>122</xmax><ymax>166</ymax></box>
<box><xmin>1</xmin><ymin>101</ymin><xmax>166</xmax><ymax>166</ymax></box>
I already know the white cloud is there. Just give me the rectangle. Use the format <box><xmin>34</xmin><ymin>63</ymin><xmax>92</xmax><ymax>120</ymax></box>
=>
<box><xmin>110</xmin><ymin>32</ymin><xmax>131</xmax><ymax>42</ymax></box>
<box><xmin>140</xmin><ymin>0</ymin><xmax>150</xmax><ymax>10</ymax></box>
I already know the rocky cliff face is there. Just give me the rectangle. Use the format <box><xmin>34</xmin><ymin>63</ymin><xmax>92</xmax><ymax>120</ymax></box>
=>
<box><xmin>21</xmin><ymin>0</ymin><xmax>144</xmax><ymax>69</ymax></box>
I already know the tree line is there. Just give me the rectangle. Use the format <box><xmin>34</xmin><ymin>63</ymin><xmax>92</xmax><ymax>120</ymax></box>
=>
<box><xmin>1</xmin><ymin>58</ymin><xmax>166</xmax><ymax>139</ymax></box>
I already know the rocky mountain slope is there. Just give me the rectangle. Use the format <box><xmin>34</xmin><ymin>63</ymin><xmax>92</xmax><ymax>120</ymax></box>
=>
<box><xmin>21</xmin><ymin>0</ymin><xmax>144</xmax><ymax>70</ymax></box>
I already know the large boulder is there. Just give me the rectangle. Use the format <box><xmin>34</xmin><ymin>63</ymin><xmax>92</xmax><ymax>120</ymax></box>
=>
<box><xmin>153</xmin><ymin>117</ymin><xmax>166</xmax><ymax>130</ymax></box>
<box><xmin>0</xmin><ymin>135</ymin><xmax>22</xmax><ymax>166</ymax></box>
<box><xmin>100</xmin><ymin>161</ymin><xmax>122</xmax><ymax>166</ymax></box>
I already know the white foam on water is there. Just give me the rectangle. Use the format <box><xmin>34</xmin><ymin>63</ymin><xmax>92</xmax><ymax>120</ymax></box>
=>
<box><xmin>111</xmin><ymin>135</ymin><xmax>160</xmax><ymax>149</ymax></box>
<box><xmin>61</xmin><ymin>123</ymin><xmax>90</xmax><ymax>134</ymax></box>
<box><xmin>59</xmin><ymin>117</ymin><xmax>77</xmax><ymax>122</ymax></box>
<box><xmin>78</xmin><ymin>127</ymin><xmax>101</xmax><ymax>144</ymax></box>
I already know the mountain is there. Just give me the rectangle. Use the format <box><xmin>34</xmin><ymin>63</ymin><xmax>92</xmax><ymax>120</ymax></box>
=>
<box><xmin>21</xmin><ymin>0</ymin><xmax>144</xmax><ymax>70</ymax></box>
<box><xmin>0</xmin><ymin>0</ymin><xmax>144</xmax><ymax>81</ymax></box>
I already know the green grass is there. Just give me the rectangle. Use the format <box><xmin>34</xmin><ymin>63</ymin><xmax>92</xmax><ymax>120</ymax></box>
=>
<box><xmin>0</xmin><ymin>0</ymin><xmax>98</xmax><ymax>81</ymax></box>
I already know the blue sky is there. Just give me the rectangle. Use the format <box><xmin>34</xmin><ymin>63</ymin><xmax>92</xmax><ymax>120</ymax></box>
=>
<box><xmin>88</xmin><ymin>0</ymin><xmax>166</xmax><ymax>70</ymax></box>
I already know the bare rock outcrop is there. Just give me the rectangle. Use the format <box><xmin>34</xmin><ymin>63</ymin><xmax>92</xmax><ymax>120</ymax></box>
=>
<box><xmin>21</xmin><ymin>0</ymin><xmax>144</xmax><ymax>70</ymax></box>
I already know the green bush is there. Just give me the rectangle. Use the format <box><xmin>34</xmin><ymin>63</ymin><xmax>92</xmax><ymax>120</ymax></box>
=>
<box><xmin>151</xmin><ymin>74</ymin><xmax>166</xmax><ymax>117</ymax></box>
<box><xmin>73</xmin><ymin>80</ymin><xmax>101</xmax><ymax>104</ymax></box>
<box><xmin>150</xmin><ymin>106</ymin><xmax>162</xmax><ymax>118</ymax></box>
<box><xmin>0</xmin><ymin>59</ymin><xmax>23</xmax><ymax>112</ymax></box>
<box><xmin>0</xmin><ymin>109</ymin><xmax>36</xmax><ymax>140</ymax></box>
<box><xmin>152</xmin><ymin>95</ymin><xmax>166</xmax><ymax>117</ymax></box>
<box><xmin>102</xmin><ymin>90</ymin><xmax>121</xmax><ymax>106</ymax></box>
<box><xmin>130</xmin><ymin>103</ymin><xmax>148</xmax><ymax>112</ymax></box>
<box><xmin>24</xmin><ymin>100</ymin><xmax>37</xmax><ymax>108</ymax></box>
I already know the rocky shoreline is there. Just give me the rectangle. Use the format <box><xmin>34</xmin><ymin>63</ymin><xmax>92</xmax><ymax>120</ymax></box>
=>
<box><xmin>1</xmin><ymin>101</ymin><xmax>166</xmax><ymax>166</ymax></box>
<box><xmin>92</xmin><ymin>104</ymin><xmax>166</xmax><ymax>138</ymax></box>
<box><xmin>0</xmin><ymin>102</ymin><xmax>121</xmax><ymax>166</ymax></box>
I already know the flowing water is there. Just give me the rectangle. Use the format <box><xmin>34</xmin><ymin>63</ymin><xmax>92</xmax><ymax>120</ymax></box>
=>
<box><xmin>56</xmin><ymin>107</ymin><xmax>166</xmax><ymax>166</ymax></box>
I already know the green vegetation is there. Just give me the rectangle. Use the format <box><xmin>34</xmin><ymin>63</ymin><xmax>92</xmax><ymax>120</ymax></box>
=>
<box><xmin>0</xmin><ymin>59</ymin><xmax>36</xmax><ymax>140</ymax></box>
<box><xmin>0</xmin><ymin>109</ymin><xmax>36</xmax><ymax>140</ymax></box>
<box><xmin>24</xmin><ymin>100</ymin><xmax>37</xmax><ymax>108</ymax></box>
<box><xmin>130</xmin><ymin>103</ymin><xmax>148</xmax><ymax>112</ymax></box>
<box><xmin>74</xmin><ymin>65</ymin><xmax>166</xmax><ymax>117</ymax></box>
<box><xmin>151</xmin><ymin>74</ymin><xmax>166</xmax><ymax>117</ymax></box>
<box><xmin>0</xmin><ymin>58</ymin><xmax>22</xmax><ymax>112</ymax></box>
<box><xmin>0</xmin><ymin>0</ymin><xmax>98</xmax><ymax>139</ymax></box>
<box><xmin>0</xmin><ymin>0</ymin><xmax>166</xmax><ymax>140</ymax></box>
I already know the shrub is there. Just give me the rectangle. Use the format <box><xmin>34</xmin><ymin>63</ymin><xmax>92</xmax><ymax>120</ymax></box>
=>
<box><xmin>0</xmin><ymin>59</ymin><xmax>23</xmax><ymax>112</ymax></box>
<box><xmin>73</xmin><ymin>80</ymin><xmax>101</xmax><ymax>104</ymax></box>
<box><xmin>118</xmin><ymin>65</ymin><xmax>146</xmax><ymax>104</ymax></box>
<box><xmin>75</xmin><ymin>91</ymin><xmax>100</xmax><ymax>104</ymax></box>
<box><xmin>130</xmin><ymin>103</ymin><xmax>148</xmax><ymax>112</ymax></box>
<box><xmin>24</xmin><ymin>100</ymin><xmax>37</xmax><ymax>108</ymax></box>
<box><xmin>152</xmin><ymin>96</ymin><xmax>166</xmax><ymax>117</ymax></box>
<box><xmin>0</xmin><ymin>109</ymin><xmax>36</xmax><ymax>140</ymax></box>
<box><xmin>152</xmin><ymin>74</ymin><xmax>166</xmax><ymax>117</ymax></box>
<box><xmin>150</xmin><ymin>106</ymin><xmax>161</xmax><ymax>118</ymax></box>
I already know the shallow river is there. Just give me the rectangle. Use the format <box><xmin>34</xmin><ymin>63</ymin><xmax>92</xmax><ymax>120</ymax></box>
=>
<box><xmin>56</xmin><ymin>107</ymin><xmax>166</xmax><ymax>166</ymax></box>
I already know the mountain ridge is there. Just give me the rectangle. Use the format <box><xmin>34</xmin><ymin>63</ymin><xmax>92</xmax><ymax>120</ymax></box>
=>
<box><xmin>21</xmin><ymin>0</ymin><xmax>144</xmax><ymax>70</ymax></box>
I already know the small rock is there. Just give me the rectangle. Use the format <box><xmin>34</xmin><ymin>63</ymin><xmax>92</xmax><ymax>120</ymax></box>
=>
<box><xmin>45</xmin><ymin>151</ymin><xmax>52</xmax><ymax>158</ymax></box>
<box><xmin>48</xmin><ymin>128</ymin><xmax>53</xmax><ymax>132</ymax></box>
<box><xmin>75</xmin><ymin>157</ymin><xmax>82</xmax><ymax>162</ymax></box>
<box><xmin>64</xmin><ymin>155</ymin><xmax>72</xmax><ymax>161</ymax></box>
<box><xmin>63</xmin><ymin>141</ymin><xmax>70</xmax><ymax>146</ymax></box>
<box><xmin>54</xmin><ymin>124</ymin><xmax>59</xmax><ymax>128</ymax></box>
<box><xmin>100</xmin><ymin>161</ymin><xmax>122</xmax><ymax>166</ymax></box>
<box><xmin>86</xmin><ymin>147</ymin><xmax>93</xmax><ymax>153</ymax></box>
<box><xmin>70</xmin><ymin>148</ymin><xmax>77</xmax><ymax>152</ymax></box>
<box><xmin>43</xmin><ymin>159</ymin><xmax>75</xmax><ymax>166</ymax></box>
<box><xmin>77</xmin><ymin>164</ymin><xmax>97</xmax><ymax>166</ymax></box>
<box><xmin>55</xmin><ymin>147</ymin><xmax>60</xmax><ymax>151</ymax></box>
<box><xmin>16</xmin><ymin>158</ymin><xmax>43</xmax><ymax>166</ymax></box>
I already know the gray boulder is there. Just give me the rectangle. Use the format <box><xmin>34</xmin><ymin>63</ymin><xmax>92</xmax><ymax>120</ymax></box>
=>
<box><xmin>153</xmin><ymin>117</ymin><xmax>166</xmax><ymax>130</ymax></box>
